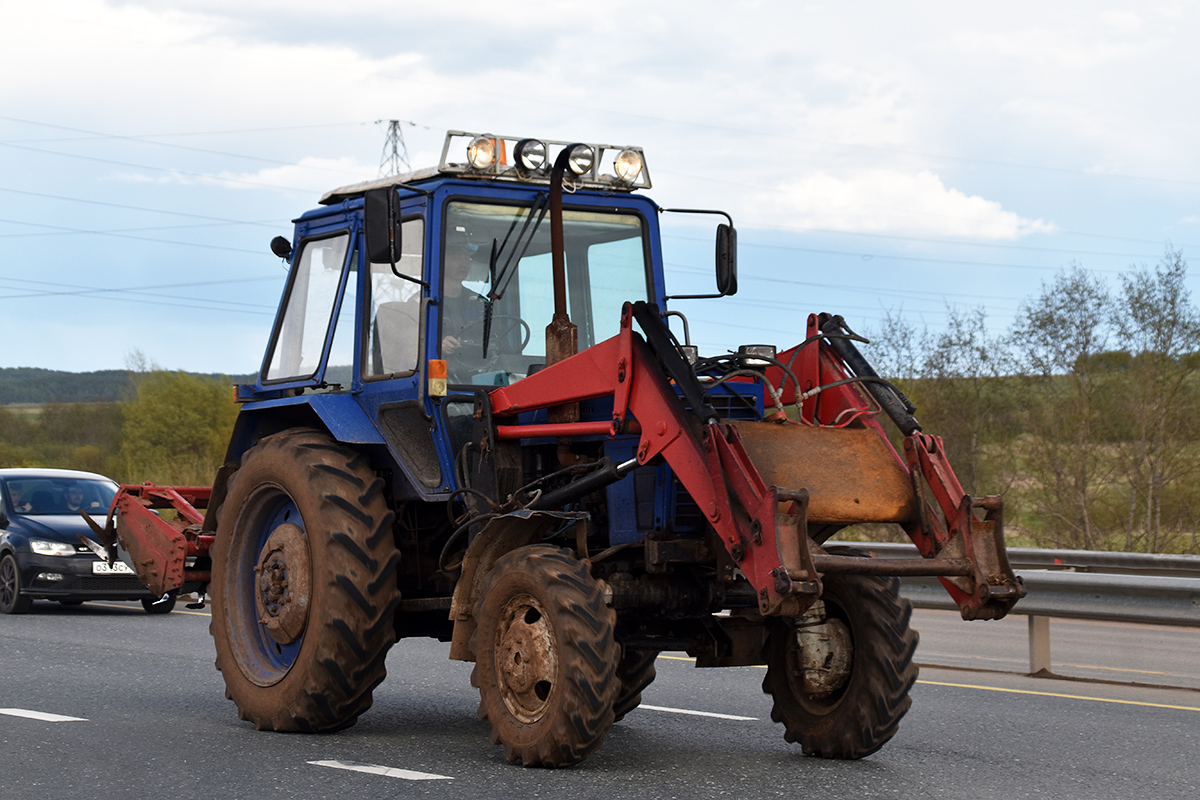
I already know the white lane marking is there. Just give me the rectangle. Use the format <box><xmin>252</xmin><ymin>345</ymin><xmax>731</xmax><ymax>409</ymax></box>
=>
<box><xmin>0</xmin><ymin>708</ymin><xmax>88</xmax><ymax>722</ymax></box>
<box><xmin>639</xmin><ymin>704</ymin><xmax>757</xmax><ymax>721</ymax></box>
<box><xmin>308</xmin><ymin>760</ymin><xmax>452</xmax><ymax>781</ymax></box>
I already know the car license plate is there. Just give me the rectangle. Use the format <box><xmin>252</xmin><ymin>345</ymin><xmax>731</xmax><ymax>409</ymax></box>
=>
<box><xmin>92</xmin><ymin>561</ymin><xmax>134</xmax><ymax>575</ymax></box>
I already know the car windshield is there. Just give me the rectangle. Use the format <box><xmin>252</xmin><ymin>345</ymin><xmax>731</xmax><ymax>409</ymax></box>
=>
<box><xmin>3</xmin><ymin>477</ymin><xmax>117</xmax><ymax>516</ymax></box>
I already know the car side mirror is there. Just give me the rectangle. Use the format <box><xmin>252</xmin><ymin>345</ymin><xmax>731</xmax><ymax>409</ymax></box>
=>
<box><xmin>365</xmin><ymin>188</ymin><xmax>403</xmax><ymax>264</ymax></box>
<box><xmin>716</xmin><ymin>223</ymin><xmax>737</xmax><ymax>296</ymax></box>
<box><xmin>0</xmin><ymin>510</ymin><xmax>8</xmax><ymax>529</ymax></box>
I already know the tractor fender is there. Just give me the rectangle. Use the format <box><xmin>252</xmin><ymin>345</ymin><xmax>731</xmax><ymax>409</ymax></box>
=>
<box><xmin>447</xmin><ymin>509</ymin><xmax>589</xmax><ymax>661</ymax></box>
<box><xmin>226</xmin><ymin>395</ymin><xmax>384</xmax><ymax>464</ymax></box>
<box><xmin>208</xmin><ymin>397</ymin><xmax>387</xmax><ymax>532</ymax></box>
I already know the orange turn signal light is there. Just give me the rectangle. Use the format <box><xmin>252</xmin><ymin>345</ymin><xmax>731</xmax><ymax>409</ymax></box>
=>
<box><xmin>428</xmin><ymin>359</ymin><xmax>447</xmax><ymax>397</ymax></box>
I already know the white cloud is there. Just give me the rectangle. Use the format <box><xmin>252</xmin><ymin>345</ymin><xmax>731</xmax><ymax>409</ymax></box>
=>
<box><xmin>208</xmin><ymin>157</ymin><xmax>375</xmax><ymax>192</ymax></box>
<box><xmin>951</xmin><ymin>27</ymin><xmax>1155</xmax><ymax>69</ymax></box>
<box><xmin>109</xmin><ymin>157</ymin><xmax>375</xmax><ymax>193</ymax></box>
<box><xmin>1100</xmin><ymin>10</ymin><xmax>1144</xmax><ymax>32</ymax></box>
<box><xmin>750</xmin><ymin>169</ymin><xmax>1054</xmax><ymax>240</ymax></box>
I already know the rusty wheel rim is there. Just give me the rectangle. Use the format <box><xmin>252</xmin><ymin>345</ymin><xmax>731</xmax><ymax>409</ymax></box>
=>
<box><xmin>785</xmin><ymin>606</ymin><xmax>854</xmax><ymax>715</ymax></box>
<box><xmin>254</xmin><ymin>522</ymin><xmax>312</xmax><ymax>645</ymax></box>
<box><xmin>494</xmin><ymin>592</ymin><xmax>557</xmax><ymax>724</ymax></box>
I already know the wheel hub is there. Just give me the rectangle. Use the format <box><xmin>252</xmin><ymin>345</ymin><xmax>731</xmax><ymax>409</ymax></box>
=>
<box><xmin>254</xmin><ymin>523</ymin><xmax>311</xmax><ymax>644</ymax></box>
<box><xmin>495</xmin><ymin>594</ymin><xmax>556</xmax><ymax>723</ymax></box>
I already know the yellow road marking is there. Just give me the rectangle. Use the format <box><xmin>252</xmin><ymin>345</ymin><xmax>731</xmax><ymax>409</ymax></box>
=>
<box><xmin>1060</xmin><ymin>663</ymin><xmax>1173</xmax><ymax>676</ymax></box>
<box><xmin>656</xmin><ymin>655</ymin><xmax>1199</xmax><ymax>712</ymax></box>
<box><xmin>917</xmin><ymin>680</ymin><xmax>1200</xmax><ymax>712</ymax></box>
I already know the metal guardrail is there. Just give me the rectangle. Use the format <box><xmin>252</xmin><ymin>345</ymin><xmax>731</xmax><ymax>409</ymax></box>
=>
<box><xmin>828</xmin><ymin>541</ymin><xmax>1200</xmax><ymax>675</ymax></box>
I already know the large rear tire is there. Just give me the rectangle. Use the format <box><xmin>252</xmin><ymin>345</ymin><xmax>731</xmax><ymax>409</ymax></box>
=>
<box><xmin>612</xmin><ymin>646</ymin><xmax>659</xmax><ymax>723</ymax></box>
<box><xmin>762</xmin><ymin>549</ymin><xmax>918</xmax><ymax>759</ymax></box>
<box><xmin>471</xmin><ymin>545</ymin><xmax>619</xmax><ymax>767</ymax></box>
<box><xmin>210</xmin><ymin>428</ymin><xmax>401</xmax><ymax>732</ymax></box>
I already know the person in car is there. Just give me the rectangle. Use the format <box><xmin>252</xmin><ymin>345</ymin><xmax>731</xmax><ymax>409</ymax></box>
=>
<box><xmin>65</xmin><ymin>484</ymin><xmax>100</xmax><ymax>512</ymax></box>
<box><xmin>7</xmin><ymin>484</ymin><xmax>32</xmax><ymax>513</ymax></box>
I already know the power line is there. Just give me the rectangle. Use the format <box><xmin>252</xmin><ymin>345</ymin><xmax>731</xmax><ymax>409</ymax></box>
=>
<box><xmin>0</xmin><ymin>186</ymin><xmax>284</xmax><ymax>227</ymax></box>
<box><xmin>0</xmin><ymin>275</ymin><xmax>279</xmax><ymax>314</ymax></box>
<box><xmin>0</xmin><ymin>217</ymin><xmax>270</xmax><ymax>255</ymax></box>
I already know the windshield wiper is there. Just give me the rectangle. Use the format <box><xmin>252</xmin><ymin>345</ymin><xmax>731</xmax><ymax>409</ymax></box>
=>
<box><xmin>482</xmin><ymin>193</ymin><xmax>550</xmax><ymax>357</ymax></box>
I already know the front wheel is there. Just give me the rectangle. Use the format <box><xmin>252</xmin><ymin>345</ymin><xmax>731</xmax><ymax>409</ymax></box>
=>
<box><xmin>0</xmin><ymin>554</ymin><xmax>32</xmax><ymax>614</ymax></box>
<box><xmin>762</xmin><ymin>550</ymin><xmax>919</xmax><ymax>759</ymax></box>
<box><xmin>142</xmin><ymin>592</ymin><xmax>176</xmax><ymax>614</ymax></box>
<box><xmin>471</xmin><ymin>545</ymin><xmax>619</xmax><ymax>767</ymax></box>
<box><xmin>210</xmin><ymin>428</ymin><xmax>401</xmax><ymax>732</ymax></box>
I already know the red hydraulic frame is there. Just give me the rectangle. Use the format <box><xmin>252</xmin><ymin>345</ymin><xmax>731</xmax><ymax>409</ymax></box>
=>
<box><xmin>490</xmin><ymin>306</ymin><xmax>1024</xmax><ymax>620</ymax></box>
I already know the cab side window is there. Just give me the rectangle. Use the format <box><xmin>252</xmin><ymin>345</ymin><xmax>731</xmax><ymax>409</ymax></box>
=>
<box><xmin>366</xmin><ymin>217</ymin><xmax>424</xmax><ymax>377</ymax></box>
<box><xmin>264</xmin><ymin>234</ymin><xmax>350</xmax><ymax>382</ymax></box>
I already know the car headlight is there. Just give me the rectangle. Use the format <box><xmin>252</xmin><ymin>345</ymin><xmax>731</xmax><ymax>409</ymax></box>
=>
<box><xmin>30</xmin><ymin>539</ymin><xmax>77</xmax><ymax>557</ymax></box>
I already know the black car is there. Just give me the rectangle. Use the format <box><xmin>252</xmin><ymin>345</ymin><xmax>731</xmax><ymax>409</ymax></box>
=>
<box><xmin>0</xmin><ymin>468</ymin><xmax>174</xmax><ymax>614</ymax></box>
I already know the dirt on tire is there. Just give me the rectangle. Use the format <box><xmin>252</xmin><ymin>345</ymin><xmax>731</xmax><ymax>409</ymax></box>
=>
<box><xmin>210</xmin><ymin>428</ymin><xmax>401</xmax><ymax>732</ymax></box>
<box><xmin>762</xmin><ymin>547</ymin><xmax>919</xmax><ymax>759</ymax></box>
<box><xmin>470</xmin><ymin>545</ymin><xmax>619</xmax><ymax>767</ymax></box>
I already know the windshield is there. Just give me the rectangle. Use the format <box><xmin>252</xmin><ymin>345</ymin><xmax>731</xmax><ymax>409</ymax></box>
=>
<box><xmin>3</xmin><ymin>477</ymin><xmax>117</xmax><ymax>516</ymax></box>
<box><xmin>442</xmin><ymin>200</ymin><xmax>649</xmax><ymax>383</ymax></box>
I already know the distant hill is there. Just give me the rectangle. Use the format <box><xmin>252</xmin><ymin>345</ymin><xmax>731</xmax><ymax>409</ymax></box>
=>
<box><xmin>0</xmin><ymin>367</ymin><xmax>256</xmax><ymax>405</ymax></box>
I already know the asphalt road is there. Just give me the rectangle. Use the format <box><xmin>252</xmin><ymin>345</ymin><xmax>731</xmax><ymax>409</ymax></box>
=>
<box><xmin>1</xmin><ymin>601</ymin><xmax>1197</xmax><ymax>799</ymax></box>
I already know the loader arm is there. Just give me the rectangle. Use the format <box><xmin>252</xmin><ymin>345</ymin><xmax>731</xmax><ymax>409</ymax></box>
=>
<box><xmin>490</xmin><ymin>303</ymin><xmax>1024</xmax><ymax>620</ymax></box>
<box><xmin>490</xmin><ymin>302</ymin><xmax>818</xmax><ymax>616</ymax></box>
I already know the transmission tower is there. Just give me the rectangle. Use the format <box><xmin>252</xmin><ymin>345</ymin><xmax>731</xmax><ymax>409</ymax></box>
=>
<box><xmin>377</xmin><ymin>119</ymin><xmax>411</xmax><ymax>177</ymax></box>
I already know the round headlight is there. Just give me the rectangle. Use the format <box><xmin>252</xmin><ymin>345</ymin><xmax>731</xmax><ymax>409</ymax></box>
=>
<box><xmin>514</xmin><ymin>138</ymin><xmax>547</xmax><ymax>171</ymax></box>
<box><xmin>467</xmin><ymin>136</ymin><xmax>497</xmax><ymax>170</ymax></box>
<box><xmin>613</xmin><ymin>149</ymin><xmax>643</xmax><ymax>182</ymax></box>
<box><xmin>566</xmin><ymin>144</ymin><xmax>594</xmax><ymax>175</ymax></box>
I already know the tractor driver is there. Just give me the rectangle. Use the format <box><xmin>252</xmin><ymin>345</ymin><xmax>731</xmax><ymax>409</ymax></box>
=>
<box><xmin>440</xmin><ymin>235</ymin><xmax>487</xmax><ymax>358</ymax></box>
<box><xmin>440</xmin><ymin>235</ymin><xmax>492</xmax><ymax>381</ymax></box>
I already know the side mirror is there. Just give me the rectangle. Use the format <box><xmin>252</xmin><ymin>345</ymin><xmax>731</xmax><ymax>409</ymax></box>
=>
<box><xmin>0</xmin><ymin>510</ymin><xmax>8</xmax><ymax>530</ymax></box>
<box><xmin>661</xmin><ymin>207</ymin><xmax>737</xmax><ymax>301</ymax></box>
<box><xmin>716</xmin><ymin>224</ymin><xmax>737</xmax><ymax>296</ymax></box>
<box><xmin>365</xmin><ymin>188</ymin><xmax>403</xmax><ymax>264</ymax></box>
<box><xmin>269</xmin><ymin>236</ymin><xmax>293</xmax><ymax>261</ymax></box>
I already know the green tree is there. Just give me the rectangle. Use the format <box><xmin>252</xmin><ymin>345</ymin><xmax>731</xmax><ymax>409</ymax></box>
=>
<box><xmin>1011</xmin><ymin>265</ymin><xmax>1113</xmax><ymax>548</ymax></box>
<box><xmin>117</xmin><ymin>371</ymin><xmax>239</xmax><ymax>485</ymax></box>
<box><xmin>1110</xmin><ymin>248</ymin><xmax>1200</xmax><ymax>552</ymax></box>
<box><xmin>917</xmin><ymin>305</ymin><xmax>1016</xmax><ymax>495</ymax></box>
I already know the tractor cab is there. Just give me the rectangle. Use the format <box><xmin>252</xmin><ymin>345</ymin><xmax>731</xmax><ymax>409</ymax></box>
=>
<box><xmin>234</xmin><ymin>132</ymin><xmax>734</xmax><ymax>501</ymax></box>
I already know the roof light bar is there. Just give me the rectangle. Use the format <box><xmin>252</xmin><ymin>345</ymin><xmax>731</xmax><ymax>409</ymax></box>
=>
<box><xmin>438</xmin><ymin>131</ymin><xmax>651</xmax><ymax>190</ymax></box>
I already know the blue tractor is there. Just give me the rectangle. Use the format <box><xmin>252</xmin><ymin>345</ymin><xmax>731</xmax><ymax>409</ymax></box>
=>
<box><xmin>109</xmin><ymin>131</ymin><xmax>1023</xmax><ymax>766</ymax></box>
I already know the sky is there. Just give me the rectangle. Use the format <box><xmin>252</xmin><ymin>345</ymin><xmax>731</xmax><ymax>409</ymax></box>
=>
<box><xmin>2</xmin><ymin>1</ymin><xmax>1198</xmax><ymax>375</ymax></box>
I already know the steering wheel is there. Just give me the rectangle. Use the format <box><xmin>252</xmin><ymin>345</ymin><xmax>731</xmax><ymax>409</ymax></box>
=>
<box><xmin>446</xmin><ymin>314</ymin><xmax>532</xmax><ymax>381</ymax></box>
